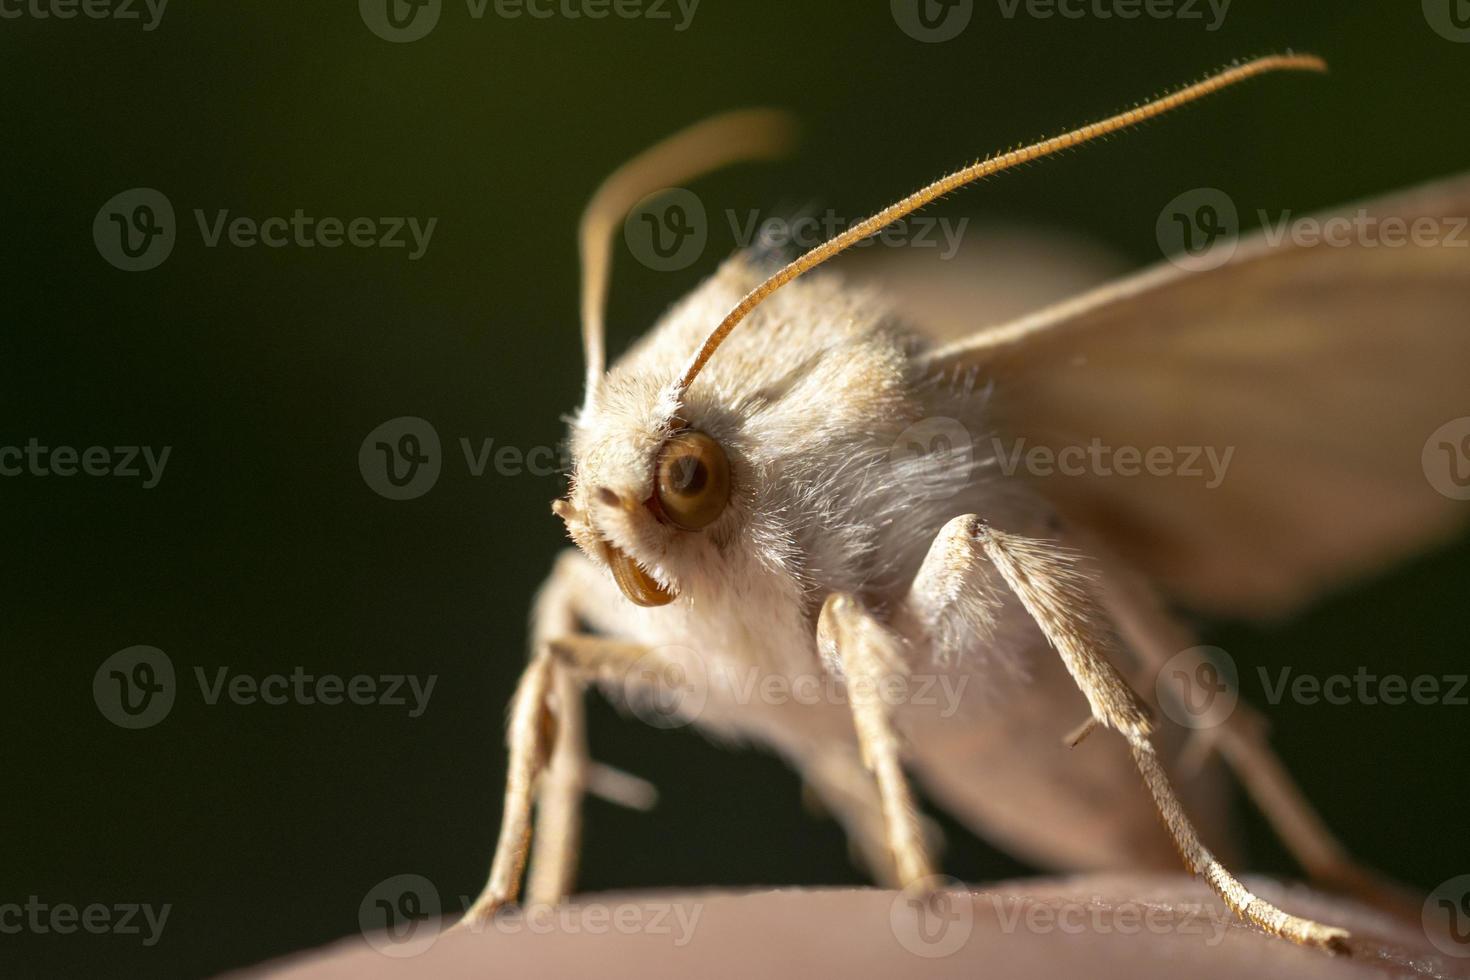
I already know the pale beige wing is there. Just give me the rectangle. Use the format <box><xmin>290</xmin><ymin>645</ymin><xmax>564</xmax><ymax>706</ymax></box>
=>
<box><xmin>838</xmin><ymin>225</ymin><xmax>1128</xmax><ymax>344</ymax></box>
<box><xmin>918</xmin><ymin>173</ymin><xmax>1470</xmax><ymax>618</ymax></box>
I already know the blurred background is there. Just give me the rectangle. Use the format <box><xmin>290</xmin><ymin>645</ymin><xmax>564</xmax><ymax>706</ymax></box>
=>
<box><xmin>3</xmin><ymin>2</ymin><xmax>1468</xmax><ymax>976</ymax></box>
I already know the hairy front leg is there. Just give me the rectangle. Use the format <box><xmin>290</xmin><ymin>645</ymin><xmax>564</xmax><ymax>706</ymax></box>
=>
<box><xmin>930</xmin><ymin>514</ymin><xmax>1350</xmax><ymax>952</ymax></box>
<box><xmin>460</xmin><ymin>552</ymin><xmax>666</xmax><ymax>927</ymax></box>
<box><xmin>817</xmin><ymin>594</ymin><xmax>936</xmax><ymax>887</ymax></box>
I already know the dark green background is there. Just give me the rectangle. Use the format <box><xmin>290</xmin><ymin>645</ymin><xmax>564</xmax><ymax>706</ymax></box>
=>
<box><xmin>3</xmin><ymin>2</ymin><xmax>1467</xmax><ymax>976</ymax></box>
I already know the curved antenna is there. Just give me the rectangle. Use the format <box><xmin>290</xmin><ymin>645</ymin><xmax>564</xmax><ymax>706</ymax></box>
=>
<box><xmin>671</xmin><ymin>53</ymin><xmax>1328</xmax><ymax>398</ymax></box>
<box><xmin>578</xmin><ymin>108</ymin><xmax>798</xmax><ymax>410</ymax></box>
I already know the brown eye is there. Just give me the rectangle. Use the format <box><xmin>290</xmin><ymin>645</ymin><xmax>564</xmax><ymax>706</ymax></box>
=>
<box><xmin>654</xmin><ymin>430</ymin><xmax>730</xmax><ymax>530</ymax></box>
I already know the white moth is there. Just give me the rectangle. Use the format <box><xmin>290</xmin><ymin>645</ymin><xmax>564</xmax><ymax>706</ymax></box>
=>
<box><xmin>460</xmin><ymin>54</ymin><xmax>1468</xmax><ymax>954</ymax></box>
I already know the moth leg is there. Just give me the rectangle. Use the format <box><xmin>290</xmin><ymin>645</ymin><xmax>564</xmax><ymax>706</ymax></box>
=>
<box><xmin>461</xmin><ymin>553</ymin><xmax>663</xmax><ymax>927</ymax></box>
<box><xmin>460</xmin><ymin>649</ymin><xmax>558</xmax><ymax>928</ymax></box>
<box><xmin>800</xmin><ymin>749</ymin><xmax>918</xmax><ymax>887</ymax></box>
<box><xmin>817</xmin><ymin>593</ymin><xmax>936</xmax><ymax>887</ymax></box>
<box><xmin>524</xmin><ymin>662</ymin><xmax>587</xmax><ymax>906</ymax></box>
<box><xmin>528</xmin><ymin>634</ymin><xmax>678</xmax><ymax>906</ymax></box>
<box><xmin>952</xmin><ymin>516</ymin><xmax>1349</xmax><ymax>952</ymax></box>
<box><xmin>1095</xmin><ymin>557</ymin><xmax>1420</xmax><ymax>919</ymax></box>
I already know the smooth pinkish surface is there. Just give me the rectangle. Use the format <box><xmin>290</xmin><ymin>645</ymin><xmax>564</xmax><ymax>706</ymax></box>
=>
<box><xmin>234</xmin><ymin>873</ymin><xmax>1469</xmax><ymax>980</ymax></box>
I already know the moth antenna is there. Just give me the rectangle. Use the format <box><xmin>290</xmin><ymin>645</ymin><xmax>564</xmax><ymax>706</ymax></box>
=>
<box><xmin>577</xmin><ymin>108</ymin><xmax>798</xmax><ymax>411</ymax></box>
<box><xmin>672</xmin><ymin>53</ymin><xmax>1328</xmax><ymax>397</ymax></box>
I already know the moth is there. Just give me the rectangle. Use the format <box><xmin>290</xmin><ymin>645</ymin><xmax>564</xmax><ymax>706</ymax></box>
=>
<box><xmin>459</xmin><ymin>54</ymin><xmax>1469</xmax><ymax>953</ymax></box>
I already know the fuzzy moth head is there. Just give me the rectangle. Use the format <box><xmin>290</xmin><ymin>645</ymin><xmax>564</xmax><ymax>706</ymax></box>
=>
<box><xmin>558</xmin><ymin>406</ymin><xmax>734</xmax><ymax>608</ymax></box>
<box><xmin>551</xmin><ymin>55</ymin><xmax>1327</xmax><ymax>609</ymax></box>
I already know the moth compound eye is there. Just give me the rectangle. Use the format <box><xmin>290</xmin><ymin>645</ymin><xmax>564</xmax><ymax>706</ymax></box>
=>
<box><xmin>654</xmin><ymin>430</ymin><xmax>730</xmax><ymax>531</ymax></box>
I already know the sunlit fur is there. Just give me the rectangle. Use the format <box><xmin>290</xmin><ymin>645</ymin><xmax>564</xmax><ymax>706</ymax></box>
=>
<box><xmin>560</xmin><ymin>255</ymin><xmax>1044</xmax><ymax>684</ymax></box>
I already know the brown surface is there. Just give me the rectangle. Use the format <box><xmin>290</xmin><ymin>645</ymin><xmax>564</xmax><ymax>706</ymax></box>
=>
<box><xmin>237</xmin><ymin>873</ymin><xmax>1469</xmax><ymax>980</ymax></box>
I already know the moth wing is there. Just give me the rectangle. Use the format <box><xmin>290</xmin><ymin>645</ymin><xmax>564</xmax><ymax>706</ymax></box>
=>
<box><xmin>902</xmin><ymin>639</ymin><xmax>1238</xmax><ymax>874</ymax></box>
<box><xmin>839</xmin><ymin>225</ymin><xmax>1128</xmax><ymax>344</ymax></box>
<box><xmin>914</xmin><ymin>173</ymin><xmax>1470</xmax><ymax>618</ymax></box>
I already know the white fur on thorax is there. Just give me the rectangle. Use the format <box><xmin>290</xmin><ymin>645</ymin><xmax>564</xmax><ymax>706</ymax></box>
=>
<box><xmin>560</xmin><ymin>255</ymin><xmax>1046</xmax><ymax>703</ymax></box>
